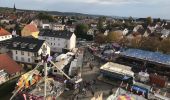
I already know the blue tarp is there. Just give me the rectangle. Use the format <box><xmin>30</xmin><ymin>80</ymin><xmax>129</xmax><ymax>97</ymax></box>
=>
<box><xmin>120</xmin><ymin>49</ymin><xmax>170</xmax><ymax>66</ymax></box>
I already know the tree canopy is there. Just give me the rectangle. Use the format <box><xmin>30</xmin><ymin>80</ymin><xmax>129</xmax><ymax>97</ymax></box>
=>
<box><xmin>37</xmin><ymin>12</ymin><xmax>54</xmax><ymax>22</ymax></box>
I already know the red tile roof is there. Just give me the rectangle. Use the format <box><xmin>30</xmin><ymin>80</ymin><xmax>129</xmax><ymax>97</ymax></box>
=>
<box><xmin>0</xmin><ymin>27</ymin><xmax>11</xmax><ymax>36</ymax></box>
<box><xmin>0</xmin><ymin>54</ymin><xmax>22</xmax><ymax>75</ymax></box>
<box><xmin>23</xmin><ymin>24</ymin><xmax>38</xmax><ymax>32</ymax></box>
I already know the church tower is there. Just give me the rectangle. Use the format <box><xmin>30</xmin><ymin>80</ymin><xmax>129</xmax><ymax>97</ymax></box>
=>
<box><xmin>13</xmin><ymin>3</ymin><xmax>16</xmax><ymax>12</ymax></box>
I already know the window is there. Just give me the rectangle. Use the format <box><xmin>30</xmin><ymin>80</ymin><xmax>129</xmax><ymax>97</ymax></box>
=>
<box><xmin>28</xmin><ymin>58</ymin><xmax>30</xmax><ymax>62</ymax></box>
<box><xmin>21</xmin><ymin>57</ymin><xmax>24</xmax><ymax>62</ymax></box>
<box><xmin>16</xmin><ymin>51</ymin><xmax>17</xmax><ymax>54</ymax></box>
<box><xmin>16</xmin><ymin>56</ymin><xmax>18</xmax><ymax>60</ymax></box>
<box><xmin>5</xmin><ymin>36</ymin><xmax>7</xmax><ymax>38</ymax></box>
<box><xmin>58</xmin><ymin>38</ymin><xmax>60</xmax><ymax>41</ymax></box>
<box><xmin>51</xmin><ymin>43</ymin><xmax>52</xmax><ymax>45</ymax></box>
<box><xmin>58</xmin><ymin>43</ymin><xmax>60</xmax><ymax>46</ymax></box>
<box><xmin>21</xmin><ymin>51</ymin><xmax>24</xmax><ymax>55</ymax></box>
<box><xmin>54</xmin><ymin>43</ymin><xmax>55</xmax><ymax>45</ymax></box>
<box><xmin>34</xmin><ymin>53</ymin><xmax>38</xmax><ymax>57</ymax></box>
<box><xmin>28</xmin><ymin>52</ymin><xmax>30</xmax><ymax>56</ymax></box>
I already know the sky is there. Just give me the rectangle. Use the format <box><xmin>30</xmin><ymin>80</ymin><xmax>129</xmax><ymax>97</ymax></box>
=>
<box><xmin>0</xmin><ymin>0</ymin><xmax>169</xmax><ymax>19</ymax></box>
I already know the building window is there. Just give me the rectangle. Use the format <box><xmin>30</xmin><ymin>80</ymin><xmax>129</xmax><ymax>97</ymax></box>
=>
<box><xmin>54</xmin><ymin>43</ymin><xmax>55</xmax><ymax>45</ymax></box>
<box><xmin>16</xmin><ymin>51</ymin><xmax>17</xmax><ymax>54</ymax></box>
<box><xmin>58</xmin><ymin>43</ymin><xmax>60</xmax><ymax>46</ymax></box>
<box><xmin>28</xmin><ymin>52</ymin><xmax>30</xmax><ymax>56</ymax></box>
<box><xmin>28</xmin><ymin>58</ymin><xmax>30</xmax><ymax>62</ymax></box>
<box><xmin>21</xmin><ymin>57</ymin><xmax>24</xmax><ymax>62</ymax></box>
<box><xmin>21</xmin><ymin>51</ymin><xmax>24</xmax><ymax>55</ymax></box>
<box><xmin>34</xmin><ymin>53</ymin><xmax>38</xmax><ymax>57</ymax></box>
<box><xmin>58</xmin><ymin>38</ymin><xmax>60</xmax><ymax>41</ymax></box>
<box><xmin>51</xmin><ymin>43</ymin><xmax>52</xmax><ymax>45</ymax></box>
<box><xmin>16</xmin><ymin>56</ymin><xmax>18</xmax><ymax>60</ymax></box>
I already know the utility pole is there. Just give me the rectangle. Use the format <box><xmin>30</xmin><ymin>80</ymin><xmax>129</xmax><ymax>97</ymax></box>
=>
<box><xmin>41</xmin><ymin>46</ymin><xmax>48</xmax><ymax>100</ymax></box>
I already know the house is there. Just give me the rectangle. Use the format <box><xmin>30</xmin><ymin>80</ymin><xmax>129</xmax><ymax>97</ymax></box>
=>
<box><xmin>104</xmin><ymin>30</ymin><xmax>109</xmax><ymax>36</ymax></box>
<box><xmin>0</xmin><ymin>27</ymin><xmax>12</xmax><ymax>41</ymax></box>
<box><xmin>87</xmin><ymin>29</ymin><xmax>95</xmax><ymax>36</ymax></box>
<box><xmin>133</xmin><ymin>25</ymin><xmax>144</xmax><ymax>32</ymax></box>
<box><xmin>0</xmin><ymin>53</ymin><xmax>22</xmax><ymax>83</ymax></box>
<box><xmin>21</xmin><ymin>24</ymin><xmax>39</xmax><ymax>38</ymax></box>
<box><xmin>8</xmin><ymin>37</ymin><xmax>50</xmax><ymax>65</ymax></box>
<box><xmin>161</xmin><ymin>29</ymin><xmax>170</xmax><ymax>39</ymax></box>
<box><xmin>39</xmin><ymin>29</ymin><xmax>76</xmax><ymax>52</ymax></box>
<box><xmin>52</xmin><ymin>24</ymin><xmax>65</xmax><ymax>31</ymax></box>
<box><xmin>123</xmin><ymin>28</ymin><xmax>129</xmax><ymax>36</ymax></box>
<box><xmin>66</xmin><ymin>25</ymin><xmax>75</xmax><ymax>32</ymax></box>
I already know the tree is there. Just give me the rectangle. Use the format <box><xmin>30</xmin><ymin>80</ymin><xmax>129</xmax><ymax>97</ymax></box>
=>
<box><xmin>128</xmin><ymin>16</ymin><xmax>134</xmax><ymax>23</ymax></box>
<box><xmin>75</xmin><ymin>23</ymin><xmax>89</xmax><ymax>36</ymax></box>
<box><xmin>130</xmin><ymin>36</ymin><xmax>142</xmax><ymax>48</ymax></box>
<box><xmin>146</xmin><ymin>17</ymin><xmax>152</xmax><ymax>25</ymax></box>
<box><xmin>140</xmin><ymin>37</ymin><xmax>160</xmax><ymax>51</ymax></box>
<box><xmin>95</xmin><ymin>34</ymin><xmax>107</xmax><ymax>44</ymax></box>
<box><xmin>159</xmin><ymin>39</ymin><xmax>170</xmax><ymax>53</ymax></box>
<box><xmin>37</xmin><ymin>12</ymin><xmax>54</xmax><ymax>22</ymax></box>
<box><xmin>107</xmin><ymin>31</ymin><xmax>123</xmax><ymax>43</ymax></box>
<box><xmin>61</xmin><ymin>17</ymin><xmax>65</xmax><ymax>25</ymax></box>
<box><xmin>97</xmin><ymin>17</ymin><xmax>106</xmax><ymax>32</ymax></box>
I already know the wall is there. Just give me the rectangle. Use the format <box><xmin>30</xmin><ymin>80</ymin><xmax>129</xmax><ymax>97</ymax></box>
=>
<box><xmin>12</xmin><ymin>50</ymin><xmax>35</xmax><ymax>63</ymax></box>
<box><xmin>0</xmin><ymin>35</ymin><xmax>12</xmax><ymax>41</ymax></box>
<box><xmin>68</xmin><ymin>33</ymin><xmax>76</xmax><ymax>50</ymax></box>
<box><xmin>39</xmin><ymin>36</ymin><xmax>68</xmax><ymax>52</ymax></box>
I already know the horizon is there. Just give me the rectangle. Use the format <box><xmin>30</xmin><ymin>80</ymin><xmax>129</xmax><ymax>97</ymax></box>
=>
<box><xmin>0</xmin><ymin>0</ymin><xmax>169</xmax><ymax>19</ymax></box>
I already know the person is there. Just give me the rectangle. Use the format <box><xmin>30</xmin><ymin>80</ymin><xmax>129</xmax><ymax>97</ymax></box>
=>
<box><xmin>89</xmin><ymin>63</ymin><xmax>93</xmax><ymax>70</ymax></box>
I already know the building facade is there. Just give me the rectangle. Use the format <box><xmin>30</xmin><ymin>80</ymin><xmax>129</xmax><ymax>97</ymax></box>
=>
<box><xmin>39</xmin><ymin>29</ymin><xmax>76</xmax><ymax>52</ymax></box>
<box><xmin>8</xmin><ymin>37</ymin><xmax>50</xmax><ymax>64</ymax></box>
<box><xmin>0</xmin><ymin>27</ymin><xmax>12</xmax><ymax>41</ymax></box>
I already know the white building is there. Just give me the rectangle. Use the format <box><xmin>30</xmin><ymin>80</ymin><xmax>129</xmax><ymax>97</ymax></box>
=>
<box><xmin>42</xmin><ymin>23</ymin><xmax>51</xmax><ymax>29</ymax></box>
<box><xmin>9</xmin><ymin>37</ymin><xmax>50</xmax><ymax>64</ymax></box>
<box><xmin>39</xmin><ymin>29</ymin><xmax>76</xmax><ymax>52</ymax></box>
<box><xmin>52</xmin><ymin>24</ymin><xmax>65</xmax><ymax>31</ymax></box>
<box><xmin>123</xmin><ymin>28</ymin><xmax>129</xmax><ymax>36</ymax></box>
<box><xmin>0</xmin><ymin>27</ymin><xmax>12</xmax><ymax>41</ymax></box>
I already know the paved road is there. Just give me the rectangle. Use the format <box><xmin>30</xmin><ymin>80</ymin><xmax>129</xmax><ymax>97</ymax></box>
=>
<box><xmin>58</xmin><ymin>48</ymin><xmax>118</xmax><ymax>100</ymax></box>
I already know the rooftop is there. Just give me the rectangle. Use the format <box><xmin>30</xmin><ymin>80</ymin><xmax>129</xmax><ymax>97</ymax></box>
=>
<box><xmin>0</xmin><ymin>27</ymin><xmax>11</xmax><ymax>36</ymax></box>
<box><xmin>120</xmin><ymin>49</ymin><xmax>170</xmax><ymax>67</ymax></box>
<box><xmin>39</xmin><ymin>29</ymin><xmax>73</xmax><ymax>39</ymax></box>
<box><xmin>8</xmin><ymin>37</ymin><xmax>45</xmax><ymax>52</ymax></box>
<box><xmin>22</xmin><ymin>24</ymin><xmax>38</xmax><ymax>32</ymax></box>
<box><xmin>100</xmin><ymin>62</ymin><xmax>134</xmax><ymax>77</ymax></box>
<box><xmin>0</xmin><ymin>53</ymin><xmax>22</xmax><ymax>75</ymax></box>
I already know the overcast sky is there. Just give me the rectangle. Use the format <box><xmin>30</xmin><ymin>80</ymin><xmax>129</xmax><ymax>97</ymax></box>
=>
<box><xmin>0</xmin><ymin>0</ymin><xmax>169</xmax><ymax>19</ymax></box>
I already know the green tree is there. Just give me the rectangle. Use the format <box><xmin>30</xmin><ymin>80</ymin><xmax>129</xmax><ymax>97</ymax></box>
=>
<box><xmin>146</xmin><ymin>16</ymin><xmax>152</xmax><ymax>25</ymax></box>
<box><xmin>37</xmin><ymin>12</ymin><xmax>54</xmax><ymax>22</ymax></box>
<box><xmin>62</xmin><ymin>17</ymin><xmax>65</xmax><ymax>25</ymax></box>
<box><xmin>128</xmin><ymin>16</ymin><xmax>134</xmax><ymax>23</ymax></box>
<box><xmin>75</xmin><ymin>23</ymin><xmax>89</xmax><ymax>36</ymax></box>
<box><xmin>97</xmin><ymin>17</ymin><xmax>106</xmax><ymax>32</ymax></box>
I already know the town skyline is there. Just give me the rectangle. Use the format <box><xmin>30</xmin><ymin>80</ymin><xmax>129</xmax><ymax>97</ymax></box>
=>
<box><xmin>0</xmin><ymin>0</ymin><xmax>170</xmax><ymax>19</ymax></box>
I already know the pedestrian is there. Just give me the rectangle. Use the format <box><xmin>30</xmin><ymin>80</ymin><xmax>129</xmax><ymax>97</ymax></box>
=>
<box><xmin>89</xmin><ymin>63</ymin><xmax>93</xmax><ymax>70</ymax></box>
